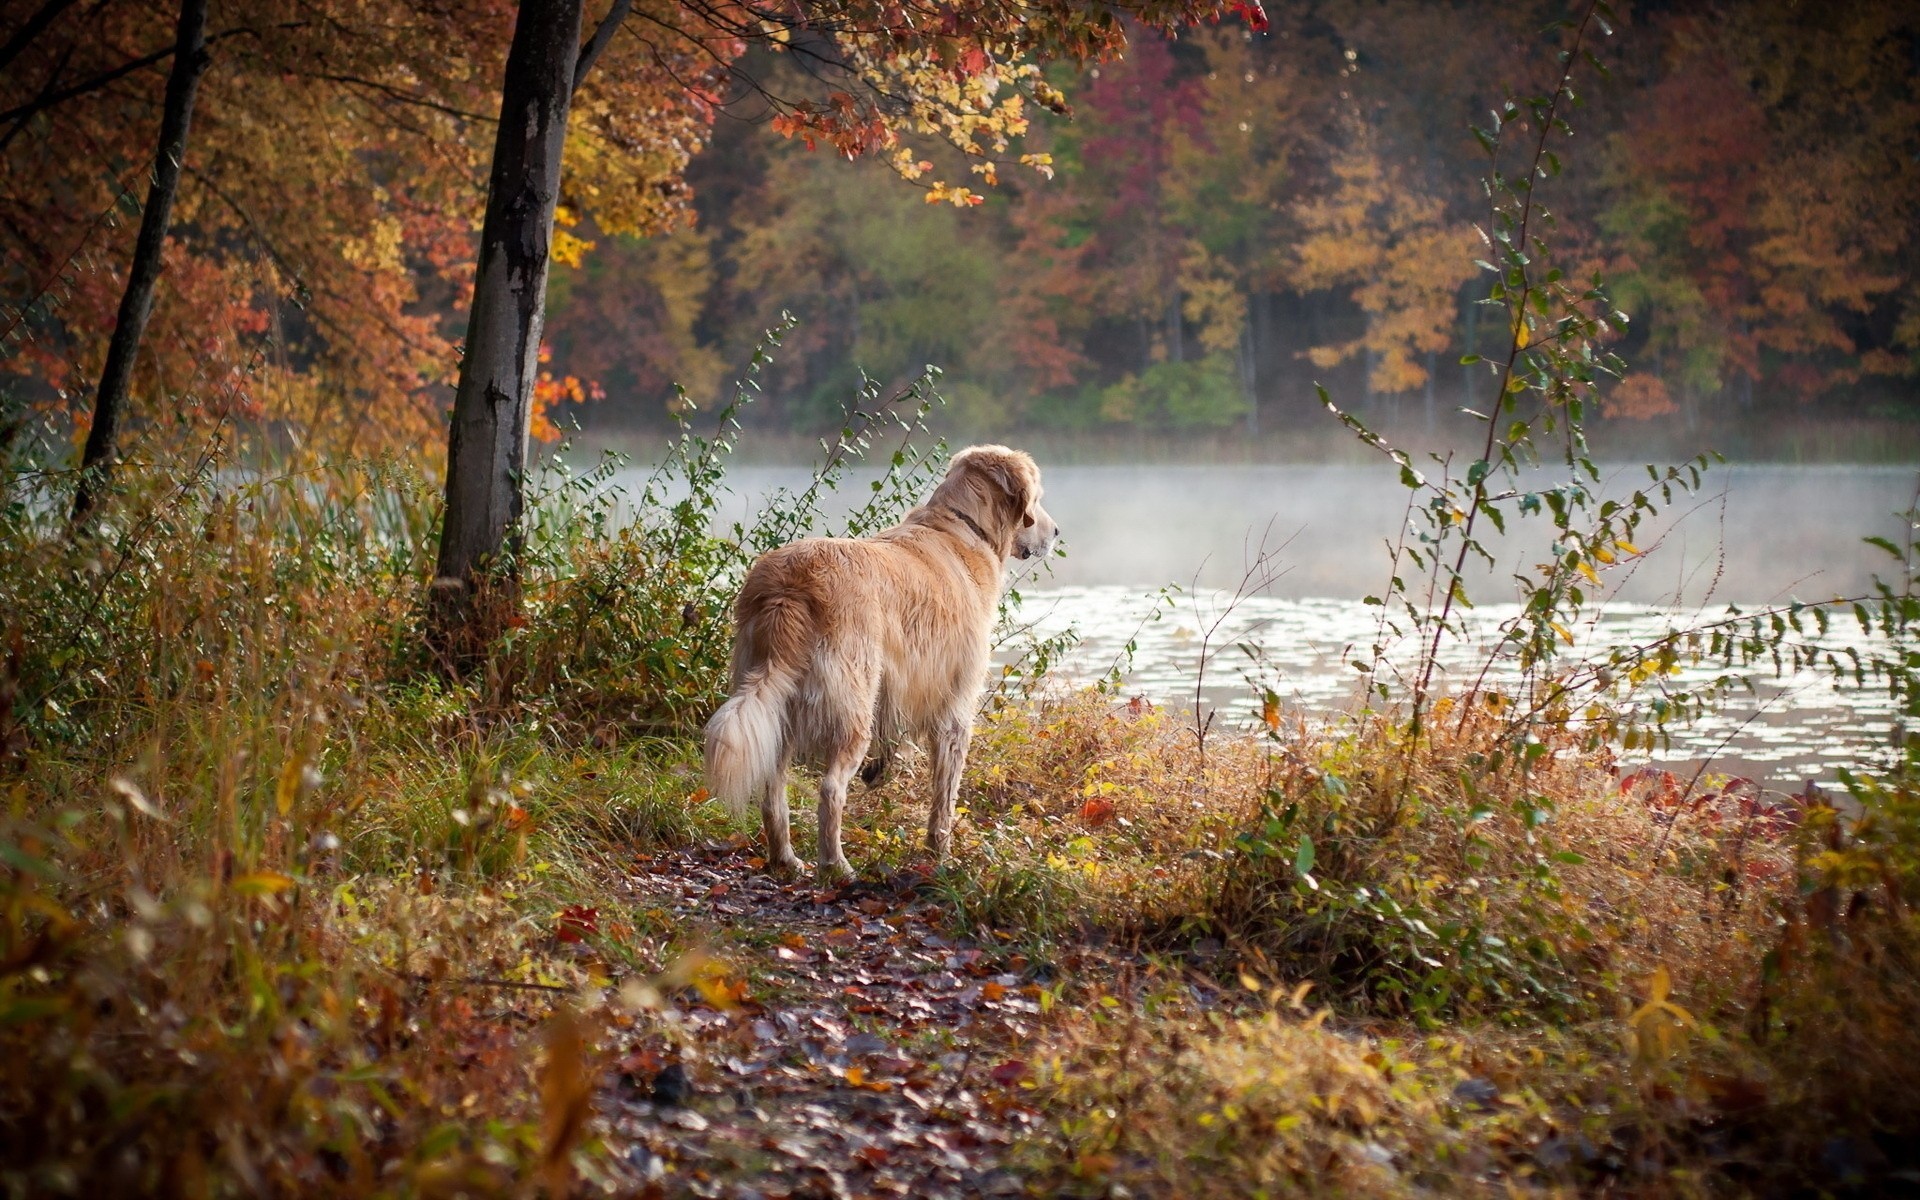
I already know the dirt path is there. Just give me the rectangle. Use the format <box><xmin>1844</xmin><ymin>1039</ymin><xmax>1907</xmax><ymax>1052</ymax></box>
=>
<box><xmin>595</xmin><ymin>842</ymin><xmax>1067</xmax><ymax>1199</ymax></box>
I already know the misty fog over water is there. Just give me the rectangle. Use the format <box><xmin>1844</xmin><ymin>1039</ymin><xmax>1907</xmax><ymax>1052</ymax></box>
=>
<box><xmin>614</xmin><ymin>460</ymin><xmax>1919</xmax><ymax>785</ymax></box>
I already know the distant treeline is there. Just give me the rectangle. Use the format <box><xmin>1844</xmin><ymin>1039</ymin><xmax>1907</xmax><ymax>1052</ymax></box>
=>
<box><xmin>5</xmin><ymin>1</ymin><xmax>1914</xmax><ymax>453</ymax></box>
<box><xmin>547</xmin><ymin>0</ymin><xmax>1920</xmax><ymax>439</ymax></box>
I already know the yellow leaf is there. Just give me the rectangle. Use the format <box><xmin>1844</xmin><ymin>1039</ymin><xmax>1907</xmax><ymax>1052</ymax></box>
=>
<box><xmin>691</xmin><ymin>956</ymin><xmax>741</xmax><ymax>1010</ymax></box>
<box><xmin>275</xmin><ymin>753</ymin><xmax>305</xmax><ymax>817</ymax></box>
<box><xmin>1513</xmin><ymin>315</ymin><xmax>1530</xmax><ymax>349</ymax></box>
<box><xmin>1616</xmin><ymin>539</ymin><xmax>1641</xmax><ymax>556</ymax></box>
<box><xmin>1592</xmin><ymin>545</ymin><xmax>1615</xmax><ymax>564</ymax></box>
<box><xmin>1577</xmin><ymin>560</ymin><xmax>1602</xmax><ymax>586</ymax></box>
<box><xmin>1648</xmin><ymin>964</ymin><xmax>1671</xmax><ymax>1004</ymax></box>
<box><xmin>551</xmin><ymin>228</ymin><xmax>596</xmax><ymax>269</ymax></box>
<box><xmin>231</xmin><ymin>870</ymin><xmax>296</xmax><ymax>896</ymax></box>
<box><xmin>1551</xmin><ymin>621</ymin><xmax>1575</xmax><ymax>646</ymax></box>
<box><xmin>1261</xmin><ymin>696</ymin><xmax>1281</xmax><ymax>731</ymax></box>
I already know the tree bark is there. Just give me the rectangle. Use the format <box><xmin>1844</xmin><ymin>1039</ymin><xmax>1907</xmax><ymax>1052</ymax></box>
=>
<box><xmin>69</xmin><ymin>0</ymin><xmax>209</xmax><ymax>528</ymax></box>
<box><xmin>1239</xmin><ymin>306</ymin><xmax>1258</xmax><ymax>437</ymax></box>
<box><xmin>430</xmin><ymin>0</ymin><xmax>584</xmax><ymax>664</ymax></box>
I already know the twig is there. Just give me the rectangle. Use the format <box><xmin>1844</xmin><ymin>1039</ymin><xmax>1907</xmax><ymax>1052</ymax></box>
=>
<box><xmin>392</xmin><ymin>970</ymin><xmax>575</xmax><ymax>995</ymax></box>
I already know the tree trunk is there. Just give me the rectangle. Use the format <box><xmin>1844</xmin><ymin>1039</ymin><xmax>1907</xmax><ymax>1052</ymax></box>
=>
<box><xmin>1462</xmin><ymin>288</ymin><xmax>1479</xmax><ymax>409</ymax></box>
<box><xmin>69</xmin><ymin>0</ymin><xmax>208</xmax><ymax>528</ymax></box>
<box><xmin>431</xmin><ymin>0</ymin><xmax>584</xmax><ymax>663</ymax></box>
<box><xmin>1423</xmin><ymin>348</ymin><xmax>1437</xmax><ymax>433</ymax></box>
<box><xmin>1165</xmin><ymin>286</ymin><xmax>1184</xmax><ymax>364</ymax></box>
<box><xmin>1239</xmin><ymin>304</ymin><xmax>1258</xmax><ymax>437</ymax></box>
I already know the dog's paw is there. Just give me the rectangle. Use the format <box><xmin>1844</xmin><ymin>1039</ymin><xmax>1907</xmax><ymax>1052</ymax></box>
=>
<box><xmin>816</xmin><ymin>858</ymin><xmax>856</xmax><ymax>885</ymax></box>
<box><xmin>767</xmin><ymin>852</ymin><xmax>807</xmax><ymax>878</ymax></box>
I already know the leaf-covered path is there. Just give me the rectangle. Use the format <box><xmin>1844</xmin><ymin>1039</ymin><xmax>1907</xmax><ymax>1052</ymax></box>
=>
<box><xmin>596</xmin><ymin>843</ymin><xmax>1068</xmax><ymax>1198</ymax></box>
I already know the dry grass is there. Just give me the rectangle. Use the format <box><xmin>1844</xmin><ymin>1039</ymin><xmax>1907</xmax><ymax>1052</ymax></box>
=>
<box><xmin>2</xmin><ymin>450</ymin><xmax>1916</xmax><ymax>1195</ymax></box>
<box><xmin>860</xmin><ymin>690</ymin><xmax>1786</xmax><ymax>1025</ymax></box>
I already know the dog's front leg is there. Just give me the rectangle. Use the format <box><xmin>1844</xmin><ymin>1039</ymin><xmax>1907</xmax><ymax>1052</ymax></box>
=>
<box><xmin>927</xmin><ymin>713</ymin><xmax>972</xmax><ymax>864</ymax></box>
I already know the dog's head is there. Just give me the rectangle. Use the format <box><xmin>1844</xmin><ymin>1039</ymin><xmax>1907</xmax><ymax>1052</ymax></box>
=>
<box><xmin>933</xmin><ymin>445</ymin><xmax>1058</xmax><ymax>561</ymax></box>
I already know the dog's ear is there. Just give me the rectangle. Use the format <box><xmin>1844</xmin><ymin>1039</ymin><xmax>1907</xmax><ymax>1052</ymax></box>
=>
<box><xmin>975</xmin><ymin>453</ymin><xmax>1032</xmax><ymax>520</ymax></box>
<box><xmin>944</xmin><ymin>446</ymin><xmax>1036</xmax><ymax>529</ymax></box>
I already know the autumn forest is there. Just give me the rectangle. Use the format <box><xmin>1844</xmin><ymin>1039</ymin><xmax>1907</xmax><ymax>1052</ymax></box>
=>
<box><xmin>4</xmin><ymin>0</ymin><xmax>1920</xmax><ymax>1196</ymax></box>
<box><xmin>7</xmin><ymin>3</ymin><xmax>1920</xmax><ymax>456</ymax></box>
<box><xmin>556</xmin><ymin>3</ymin><xmax>1920</xmax><ymax>448</ymax></box>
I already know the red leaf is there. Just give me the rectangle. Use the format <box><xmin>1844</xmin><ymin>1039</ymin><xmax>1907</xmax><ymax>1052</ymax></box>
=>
<box><xmin>555</xmin><ymin>905</ymin><xmax>599</xmax><ymax>943</ymax></box>
<box><xmin>990</xmin><ymin>1059</ymin><xmax>1029</xmax><ymax>1086</ymax></box>
<box><xmin>1080</xmin><ymin>797</ymin><xmax>1116</xmax><ymax>826</ymax></box>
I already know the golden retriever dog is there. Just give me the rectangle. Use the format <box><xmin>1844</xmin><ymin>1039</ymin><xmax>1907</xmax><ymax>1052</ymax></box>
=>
<box><xmin>703</xmin><ymin>446</ymin><xmax>1059</xmax><ymax>881</ymax></box>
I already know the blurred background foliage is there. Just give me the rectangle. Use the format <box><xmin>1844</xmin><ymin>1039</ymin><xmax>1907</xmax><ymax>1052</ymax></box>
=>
<box><xmin>545</xmin><ymin>0</ymin><xmax>1920</xmax><ymax>442</ymax></box>
<box><xmin>4</xmin><ymin>0</ymin><xmax>1917</xmax><ymax>460</ymax></box>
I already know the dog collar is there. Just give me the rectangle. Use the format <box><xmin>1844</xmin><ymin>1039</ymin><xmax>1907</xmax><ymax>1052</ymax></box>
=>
<box><xmin>942</xmin><ymin>505</ymin><xmax>998</xmax><ymax>552</ymax></box>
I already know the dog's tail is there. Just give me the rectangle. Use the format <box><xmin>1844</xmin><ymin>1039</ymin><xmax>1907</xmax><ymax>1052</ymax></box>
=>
<box><xmin>703</xmin><ymin>596</ymin><xmax>808</xmax><ymax>817</ymax></box>
<box><xmin>704</xmin><ymin>664</ymin><xmax>796</xmax><ymax>817</ymax></box>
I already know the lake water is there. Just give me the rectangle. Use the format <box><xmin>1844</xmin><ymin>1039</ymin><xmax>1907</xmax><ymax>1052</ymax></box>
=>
<box><xmin>614</xmin><ymin>460</ymin><xmax>1918</xmax><ymax>787</ymax></box>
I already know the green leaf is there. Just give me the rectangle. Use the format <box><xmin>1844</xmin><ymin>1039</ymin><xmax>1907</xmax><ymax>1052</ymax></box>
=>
<box><xmin>1293</xmin><ymin>834</ymin><xmax>1316</xmax><ymax>877</ymax></box>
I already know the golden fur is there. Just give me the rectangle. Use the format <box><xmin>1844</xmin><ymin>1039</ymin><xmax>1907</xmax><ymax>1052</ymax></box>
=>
<box><xmin>703</xmin><ymin>446</ymin><xmax>1059</xmax><ymax>880</ymax></box>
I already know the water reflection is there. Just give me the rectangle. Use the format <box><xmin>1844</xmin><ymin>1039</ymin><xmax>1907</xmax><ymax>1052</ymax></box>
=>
<box><xmin>1005</xmin><ymin>584</ymin><xmax>1895</xmax><ymax>787</ymax></box>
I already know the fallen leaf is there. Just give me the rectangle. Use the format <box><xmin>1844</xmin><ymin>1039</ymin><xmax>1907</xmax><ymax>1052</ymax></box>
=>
<box><xmin>555</xmin><ymin>905</ymin><xmax>599</xmax><ymax>943</ymax></box>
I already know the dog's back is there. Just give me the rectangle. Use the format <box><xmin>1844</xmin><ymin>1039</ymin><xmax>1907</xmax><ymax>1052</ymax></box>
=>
<box><xmin>703</xmin><ymin>530</ymin><xmax>997</xmax><ymax>816</ymax></box>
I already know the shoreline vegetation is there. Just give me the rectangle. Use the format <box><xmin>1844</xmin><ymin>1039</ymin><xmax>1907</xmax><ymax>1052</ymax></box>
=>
<box><xmin>1</xmin><ymin>411</ymin><xmax>1916</xmax><ymax>1196</ymax></box>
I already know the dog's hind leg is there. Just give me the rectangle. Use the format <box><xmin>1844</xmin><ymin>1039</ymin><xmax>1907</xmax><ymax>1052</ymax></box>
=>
<box><xmin>927</xmin><ymin>710</ymin><xmax>972</xmax><ymax>864</ymax></box>
<box><xmin>817</xmin><ymin>739</ymin><xmax>863</xmax><ymax>884</ymax></box>
<box><xmin>760</xmin><ymin>757</ymin><xmax>805</xmax><ymax>876</ymax></box>
<box><xmin>813</xmin><ymin>652</ymin><xmax>879</xmax><ymax>883</ymax></box>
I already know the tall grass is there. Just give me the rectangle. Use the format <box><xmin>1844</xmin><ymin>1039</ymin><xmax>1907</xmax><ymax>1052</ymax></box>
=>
<box><xmin>0</xmin><ymin>339</ymin><xmax>965</xmax><ymax>1192</ymax></box>
<box><xmin>3</xmin><ymin>267</ymin><xmax>1918</xmax><ymax>1196</ymax></box>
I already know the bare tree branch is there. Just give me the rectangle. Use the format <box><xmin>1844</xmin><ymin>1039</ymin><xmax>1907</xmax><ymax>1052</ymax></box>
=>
<box><xmin>0</xmin><ymin>24</ymin><xmax>264</xmax><ymax>129</ymax></box>
<box><xmin>573</xmin><ymin>0</ymin><xmax>631</xmax><ymax>93</ymax></box>
<box><xmin>305</xmin><ymin>72</ymin><xmax>497</xmax><ymax>122</ymax></box>
<box><xmin>0</xmin><ymin>0</ymin><xmax>81</xmax><ymax>77</ymax></box>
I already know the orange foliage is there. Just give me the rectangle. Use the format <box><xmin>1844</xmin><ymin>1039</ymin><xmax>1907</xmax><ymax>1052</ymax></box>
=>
<box><xmin>1604</xmin><ymin>374</ymin><xmax>1679</xmax><ymax>421</ymax></box>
